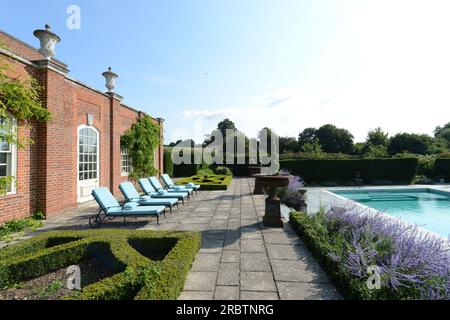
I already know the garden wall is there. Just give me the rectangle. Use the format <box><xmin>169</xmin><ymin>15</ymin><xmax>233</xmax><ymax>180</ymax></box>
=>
<box><xmin>280</xmin><ymin>158</ymin><xmax>418</xmax><ymax>184</ymax></box>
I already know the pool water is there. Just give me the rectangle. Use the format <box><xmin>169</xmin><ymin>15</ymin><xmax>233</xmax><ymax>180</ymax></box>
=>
<box><xmin>333</xmin><ymin>189</ymin><xmax>450</xmax><ymax>238</ymax></box>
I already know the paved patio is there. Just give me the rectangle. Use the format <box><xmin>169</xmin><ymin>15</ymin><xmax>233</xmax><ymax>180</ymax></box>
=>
<box><xmin>3</xmin><ymin>177</ymin><xmax>341</xmax><ymax>300</ymax></box>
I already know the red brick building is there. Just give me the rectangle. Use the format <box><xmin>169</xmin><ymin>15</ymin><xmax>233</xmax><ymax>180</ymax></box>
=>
<box><xmin>0</xmin><ymin>27</ymin><xmax>164</xmax><ymax>223</ymax></box>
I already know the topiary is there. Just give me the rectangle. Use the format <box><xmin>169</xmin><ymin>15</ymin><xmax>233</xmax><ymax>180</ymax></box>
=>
<box><xmin>213</xmin><ymin>166</ymin><xmax>232</xmax><ymax>176</ymax></box>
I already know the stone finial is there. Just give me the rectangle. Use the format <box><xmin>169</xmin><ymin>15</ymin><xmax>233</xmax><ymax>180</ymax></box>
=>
<box><xmin>33</xmin><ymin>24</ymin><xmax>61</xmax><ymax>60</ymax></box>
<box><xmin>102</xmin><ymin>67</ymin><xmax>119</xmax><ymax>92</ymax></box>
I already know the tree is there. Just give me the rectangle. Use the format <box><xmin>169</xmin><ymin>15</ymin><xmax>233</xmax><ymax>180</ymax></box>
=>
<box><xmin>203</xmin><ymin>119</ymin><xmax>248</xmax><ymax>158</ymax></box>
<box><xmin>366</xmin><ymin>127</ymin><xmax>389</xmax><ymax>146</ymax></box>
<box><xmin>279</xmin><ymin>136</ymin><xmax>299</xmax><ymax>153</ymax></box>
<box><xmin>298</xmin><ymin>128</ymin><xmax>317</xmax><ymax>149</ymax></box>
<box><xmin>364</xmin><ymin>144</ymin><xmax>388</xmax><ymax>158</ymax></box>
<box><xmin>388</xmin><ymin>133</ymin><xmax>432</xmax><ymax>155</ymax></box>
<box><xmin>434</xmin><ymin>122</ymin><xmax>450</xmax><ymax>137</ymax></box>
<box><xmin>361</xmin><ymin>127</ymin><xmax>389</xmax><ymax>157</ymax></box>
<box><xmin>301</xmin><ymin>140</ymin><xmax>324</xmax><ymax>156</ymax></box>
<box><xmin>168</xmin><ymin>139</ymin><xmax>182</xmax><ymax>147</ymax></box>
<box><xmin>315</xmin><ymin>124</ymin><xmax>354</xmax><ymax>154</ymax></box>
<box><xmin>217</xmin><ymin>118</ymin><xmax>236</xmax><ymax>136</ymax></box>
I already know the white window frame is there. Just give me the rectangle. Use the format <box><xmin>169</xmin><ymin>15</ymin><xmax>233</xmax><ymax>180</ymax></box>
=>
<box><xmin>121</xmin><ymin>148</ymin><xmax>132</xmax><ymax>176</ymax></box>
<box><xmin>0</xmin><ymin>114</ymin><xmax>17</xmax><ymax>195</ymax></box>
<box><xmin>77</xmin><ymin>125</ymin><xmax>100</xmax><ymax>182</ymax></box>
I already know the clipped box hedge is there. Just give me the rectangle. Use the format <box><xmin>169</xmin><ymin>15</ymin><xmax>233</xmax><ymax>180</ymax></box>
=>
<box><xmin>0</xmin><ymin>229</ymin><xmax>200</xmax><ymax>300</ymax></box>
<box><xmin>280</xmin><ymin>158</ymin><xmax>418</xmax><ymax>184</ymax></box>
<box><xmin>434</xmin><ymin>158</ymin><xmax>450</xmax><ymax>180</ymax></box>
<box><xmin>176</xmin><ymin>175</ymin><xmax>232</xmax><ymax>190</ymax></box>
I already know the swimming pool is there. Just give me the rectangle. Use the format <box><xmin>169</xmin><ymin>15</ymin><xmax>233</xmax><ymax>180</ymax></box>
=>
<box><xmin>332</xmin><ymin>188</ymin><xmax>450</xmax><ymax>238</ymax></box>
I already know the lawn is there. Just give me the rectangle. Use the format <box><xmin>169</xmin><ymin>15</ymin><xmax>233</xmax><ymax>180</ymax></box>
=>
<box><xmin>176</xmin><ymin>174</ymin><xmax>232</xmax><ymax>190</ymax></box>
<box><xmin>0</xmin><ymin>229</ymin><xmax>200</xmax><ymax>300</ymax></box>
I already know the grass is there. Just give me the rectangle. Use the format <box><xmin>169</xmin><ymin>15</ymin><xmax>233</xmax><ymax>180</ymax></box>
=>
<box><xmin>0</xmin><ymin>218</ymin><xmax>43</xmax><ymax>242</ymax></box>
<box><xmin>176</xmin><ymin>174</ymin><xmax>232</xmax><ymax>190</ymax></box>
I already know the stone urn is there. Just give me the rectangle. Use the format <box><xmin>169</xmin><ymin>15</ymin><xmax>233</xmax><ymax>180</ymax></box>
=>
<box><xmin>253</xmin><ymin>173</ymin><xmax>265</xmax><ymax>195</ymax></box>
<box><xmin>257</xmin><ymin>175</ymin><xmax>290</xmax><ymax>228</ymax></box>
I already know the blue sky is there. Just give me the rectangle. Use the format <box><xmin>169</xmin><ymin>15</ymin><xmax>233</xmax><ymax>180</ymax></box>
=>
<box><xmin>1</xmin><ymin>0</ymin><xmax>450</xmax><ymax>143</ymax></box>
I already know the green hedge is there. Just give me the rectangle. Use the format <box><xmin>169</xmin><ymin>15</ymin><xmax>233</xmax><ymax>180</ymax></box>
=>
<box><xmin>163</xmin><ymin>149</ymin><xmax>174</xmax><ymax>177</ymax></box>
<box><xmin>176</xmin><ymin>175</ymin><xmax>232</xmax><ymax>190</ymax></box>
<box><xmin>280</xmin><ymin>158</ymin><xmax>418</xmax><ymax>184</ymax></box>
<box><xmin>173</xmin><ymin>164</ymin><xmax>200</xmax><ymax>177</ymax></box>
<box><xmin>434</xmin><ymin>158</ymin><xmax>450</xmax><ymax>180</ymax></box>
<box><xmin>0</xmin><ymin>229</ymin><xmax>200</xmax><ymax>300</ymax></box>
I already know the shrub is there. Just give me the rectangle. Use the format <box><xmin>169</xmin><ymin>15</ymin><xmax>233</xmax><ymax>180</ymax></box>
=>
<box><xmin>290</xmin><ymin>209</ymin><xmax>450</xmax><ymax>300</ymax></box>
<box><xmin>277</xmin><ymin>170</ymin><xmax>306</xmax><ymax>210</ymax></box>
<box><xmin>214</xmin><ymin>166</ymin><xmax>232</xmax><ymax>176</ymax></box>
<box><xmin>280</xmin><ymin>158</ymin><xmax>418</xmax><ymax>184</ymax></box>
<box><xmin>176</xmin><ymin>175</ymin><xmax>232</xmax><ymax>190</ymax></box>
<box><xmin>0</xmin><ymin>229</ymin><xmax>200</xmax><ymax>300</ymax></box>
<box><xmin>120</xmin><ymin>115</ymin><xmax>161</xmax><ymax>180</ymax></box>
<box><xmin>413</xmin><ymin>175</ymin><xmax>434</xmax><ymax>185</ymax></box>
<box><xmin>417</xmin><ymin>155</ymin><xmax>436</xmax><ymax>177</ymax></box>
<box><xmin>0</xmin><ymin>218</ymin><xmax>43</xmax><ymax>241</ymax></box>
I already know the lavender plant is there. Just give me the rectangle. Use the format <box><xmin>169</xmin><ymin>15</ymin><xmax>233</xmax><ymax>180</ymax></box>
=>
<box><xmin>277</xmin><ymin>170</ymin><xmax>306</xmax><ymax>210</ymax></box>
<box><xmin>321</xmin><ymin>205</ymin><xmax>450</xmax><ymax>299</ymax></box>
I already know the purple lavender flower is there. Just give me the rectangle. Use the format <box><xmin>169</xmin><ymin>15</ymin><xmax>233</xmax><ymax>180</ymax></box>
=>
<box><xmin>323</xmin><ymin>205</ymin><xmax>450</xmax><ymax>299</ymax></box>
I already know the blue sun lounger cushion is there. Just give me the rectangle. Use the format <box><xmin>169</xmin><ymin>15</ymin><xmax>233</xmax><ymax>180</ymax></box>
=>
<box><xmin>138</xmin><ymin>178</ymin><xmax>188</xmax><ymax>204</ymax></box>
<box><xmin>124</xmin><ymin>202</ymin><xmax>139</xmax><ymax>210</ymax></box>
<box><xmin>162</xmin><ymin>174</ymin><xmax>200</xmax><ymax>191</ymax></box>
<box><xmin>91</xmin><ymin>187</ymin><xmax>166</xmax><ymax>226</ymax></box>
<box><xmin>119</xmin><ymin>182</ymin><xmax>178</xmax><ymax>208</ymax></box>
<box><xmin>149</xmin><ymin>177</ymin><xmax>193</xmax><ymax>196</ymax></box>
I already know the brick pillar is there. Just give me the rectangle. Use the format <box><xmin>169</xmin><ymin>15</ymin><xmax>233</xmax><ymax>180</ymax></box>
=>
<box><xmin>32</xmin><ymin>59</ymin><xmax>75</xmax><ymax>217</ymax></box>
<box><xmin>108</xmin><ymin>92</ymin><xmax>123</xmax><ymax>196</ymax></box>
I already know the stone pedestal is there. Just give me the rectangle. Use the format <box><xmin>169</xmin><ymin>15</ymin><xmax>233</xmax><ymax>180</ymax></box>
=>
<box><xmin>256</xmin><ymin>175</ymin><xmax>289</xmax><ymax>229</ymax></box>
<box><xmin>263</xmin><ymin>197</ymin><xmax>284</xmax><ymax>228</ymax></box>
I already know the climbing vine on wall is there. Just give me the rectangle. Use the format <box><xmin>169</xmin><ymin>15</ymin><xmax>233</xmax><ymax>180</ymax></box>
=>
<box><xmin>120</xmin><ymin>115</ymin><xmax>161</xmax><ymax>181</ymax></box>
<box><xmin>0</xmin><ymin>47</ymin><xmax>52</xmax><ymax>195</ymax></box>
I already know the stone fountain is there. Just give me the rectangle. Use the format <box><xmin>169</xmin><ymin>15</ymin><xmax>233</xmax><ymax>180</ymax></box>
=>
<box><xmin>257</xmin><ymin>175</ymin><xmax>290</xmax><ymax>228</ymax></box>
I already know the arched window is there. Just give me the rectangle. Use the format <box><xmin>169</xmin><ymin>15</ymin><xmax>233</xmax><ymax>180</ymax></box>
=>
<box><xmin>77</xmin><ymin>125</ymin><xmax>100</xmax><ymax>203</ymax></box>
<box><xmin>0</xmin><ymin>114</ymin><xmax>17</xmax><ymax>194</ymax></box>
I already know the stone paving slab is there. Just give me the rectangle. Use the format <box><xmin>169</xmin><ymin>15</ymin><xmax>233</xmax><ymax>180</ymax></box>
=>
<box><xmin>217</xmin><ymin>263</ymin><xmax>240</xmax><ymax>286</ymax></box>
<box><xmin>214</xmin><ymin>286</ymin><xmax>240</xmax><ymax>300</ymax></box>
<box><xmin>240</xmin><ymin>272</ymin><xmax>277</xmax><ymax>292</ymax></box>
<box><xmin>277</xmin><ymin>281</ymin><xmax>342</xmax><ymax>300</ymax></box>
<box><xmin>16</xmin><ymin>177</ymin><xmax>342</xmax><ymax>300</ymax></box>
<box><xmin>241</xmin><ymin>253</ymin><xmax>271</xmax><ymax>272</ymax></box>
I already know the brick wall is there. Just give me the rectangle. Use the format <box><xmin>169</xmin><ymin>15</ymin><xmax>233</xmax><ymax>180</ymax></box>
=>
<box><xmin>0</xmin><ymin>30</ymin><xmax>164</xmax><ymax>223</ymax></box>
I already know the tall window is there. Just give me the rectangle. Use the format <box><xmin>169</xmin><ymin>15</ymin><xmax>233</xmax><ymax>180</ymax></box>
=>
<box><xmin>0</xmin><ymin>115</ymin><xmax>17</xmax><ymax>194</ymax></box>
<box><xmin>121</xmin><ymin>149</ymin><xmax>132</xmax><ymax>175</ymax></box>
<box><xmin>78</xmin><ymin>127</ymin><xmax>98</xmax><ymax>181</ymax></box>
